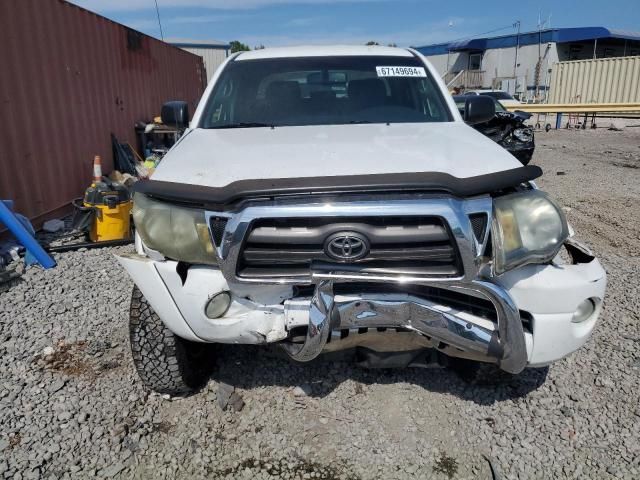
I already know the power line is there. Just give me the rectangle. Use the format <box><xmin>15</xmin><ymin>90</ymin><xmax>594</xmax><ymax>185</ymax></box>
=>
<box><xmin>154</xmin><ymin>0</ymin><xmax>164</xmax><ymax>40</ymax></box>
<box><xmin>447</xmin><ymin>24</ymin><xmax>518</xmax><ymax>44</ymax></box>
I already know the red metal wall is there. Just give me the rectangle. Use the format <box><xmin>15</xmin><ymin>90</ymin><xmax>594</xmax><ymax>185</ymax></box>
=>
<box><xmin>0</xmin><ymin>0</ymin><xmax>206</xmax><ymax>226</ymax></box>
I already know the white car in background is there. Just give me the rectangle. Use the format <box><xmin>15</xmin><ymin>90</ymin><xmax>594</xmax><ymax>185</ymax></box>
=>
<box><xmin>117</xmin><ymin>46</ymin><xmax>606</xmax><ymax>395</ymax></box>
<box><xmin>465</xmin><ymin>89</ymin><xmax>522</xmax><ymax>107</ymax></box>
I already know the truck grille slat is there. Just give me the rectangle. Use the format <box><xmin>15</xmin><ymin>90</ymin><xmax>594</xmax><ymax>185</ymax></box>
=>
<box><xmin>243</xmin><ymin>245</ymin><xmax>456</xmax><ymax>265</ymax></box>
<box><xmin>248</xmin><ymin>223</ymin><xmax>449</xmax><ymax>244</ymax></box>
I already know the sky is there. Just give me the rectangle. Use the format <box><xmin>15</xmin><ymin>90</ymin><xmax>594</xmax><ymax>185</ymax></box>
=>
<box><xmin>70</xmin><ymin>0</ymin><xmax>640</xmax><ymax>48</ymax></box>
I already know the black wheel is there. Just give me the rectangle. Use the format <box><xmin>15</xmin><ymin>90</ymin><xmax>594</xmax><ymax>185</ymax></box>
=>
<box><xmin>449</xmin><ymin>358</ymin><xmax>515</xmax><ymax>385</ymax></box>
<box><xmin>545</xmin><ymin>123</ymin><xmax>551</xmax><ymax>132</ymax></box>
<box><xmin>129</xmin><ymin>286</ymin><xmax>214</xmax><ymax>395</ymax></box>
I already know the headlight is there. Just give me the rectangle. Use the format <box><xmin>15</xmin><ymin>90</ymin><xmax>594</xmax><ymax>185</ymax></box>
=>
<box><xmin>132</xmin><ymin>193</ymin><xmax>216</xmax><ymax>265</ymax></box>
<box><xmin>512</xmin><ymin>128</ymin><xmax>533</xmax><ymax>142</ymax></box>
<box><xmin>492</xmin><ymin>190</ymin><xmax>569</xmax><ymax>274</ymax></box>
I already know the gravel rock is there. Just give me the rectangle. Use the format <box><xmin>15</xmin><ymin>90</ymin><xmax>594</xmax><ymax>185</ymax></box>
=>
<box><xmin>1</xmin><ymin>129</ymin><xmax>639</xmax><ymax>479</ymax></box>
<box><xmin>228</xmin><ymin>392</ymin><xmax>245</xmax><ymax>412</ymax></box>
<box><xmin>293</xmin><ymin>384</ymin><xmax>312</xmax><ymax>397</ymax></box>
<box><xmin>100</xmin><ymin>463</ymin><xmax>125</xmax><ymax>477</ymax></box>
<box><xmin>217</xmin><ymin>382</ymin><xmax>235</xmax><ymax>410</ymax></box>
<box><xmin>49</xmin><ymin>379</ymin><xmax>66</xmax><ymax>393</ymax></box>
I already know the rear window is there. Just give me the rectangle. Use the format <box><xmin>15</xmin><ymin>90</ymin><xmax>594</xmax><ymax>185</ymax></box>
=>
<box><xmin>200</xmin><ymin>55</ymin><xmax>452</xmax><ymax>129</ymax></box>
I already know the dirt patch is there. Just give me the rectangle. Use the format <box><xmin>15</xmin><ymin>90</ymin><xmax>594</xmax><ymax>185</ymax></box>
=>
<box><xmin>211</xmin><ymin>457</ymin><xmax>360</xmax><ymax>480</ymax></box>
<box><xmin>34</xmin><ymin>340</ymin><xmax>94</xmax><ymax>377</ymax></box>
<box><xmin>8</xmin><ymin>433</ymin><xmax>21</xmax><ymax>449</ymax></box>
<box><xmin>432</xmin><ymin>452</ymin><xmax>459</xmax><ymax>479</ymax></box>
<box><xmin>33</xmin><ymin>339</ymin><xmax>124</xmax><ymax>380</ymax></box>
<box><xmin>152</xmin><ymin>420</ymin><xmax>175</xmax><ymax>434</ymax></box>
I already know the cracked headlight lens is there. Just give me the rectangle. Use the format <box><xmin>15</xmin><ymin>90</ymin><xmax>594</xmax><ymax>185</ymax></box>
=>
<box><xmin>512</xmin><ymin>128</ymin><xmax>533</xmax><ymax>142</ymax></box>
<box><xmin>492</xmin><ymin>190</ymin><xmax>569</xmax><ymax>275</ymax></box>
<box><xmin>132</xmin><ymin>193</ymin><xmax>216</xmax><ymax>265</ymax></box>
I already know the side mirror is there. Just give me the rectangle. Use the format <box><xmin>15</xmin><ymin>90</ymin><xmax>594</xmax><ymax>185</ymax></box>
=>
<box><xmin>463</xmin><ymin>96</ymin><xmax>495</xmax><ymax>125</ymax></box>
<box><xmin>161</xmin><ymin>101</ymin><xmax>189</xmax><ymax>129</ymax></box>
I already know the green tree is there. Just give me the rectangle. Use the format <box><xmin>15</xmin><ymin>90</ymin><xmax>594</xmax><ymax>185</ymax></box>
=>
<box><xmin>365</xmin><ymin>41</ymin><xmax>379</xmax><ymax>46</ymax></box>
<box><xmin>229</xmin><ymin>40</ymin><xmax>250</xmax><ymax>53</ymax></box>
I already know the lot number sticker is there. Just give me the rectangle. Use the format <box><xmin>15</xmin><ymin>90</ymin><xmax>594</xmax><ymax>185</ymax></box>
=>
<box><xmin>376</xmin><ymin>66</ymin><xmax>427</xmax><ymax>77</ymax></box>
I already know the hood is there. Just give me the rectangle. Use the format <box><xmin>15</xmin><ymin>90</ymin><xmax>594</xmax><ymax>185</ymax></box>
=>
<box><xmin>497</xmin><ymin>99</ymin><xmax>523</xmax><ymax>107</ymax></box>
<box><xmin>151</xmin><ymin>122</ymin><xmax>522</xmax><ymax>188</ymax></box>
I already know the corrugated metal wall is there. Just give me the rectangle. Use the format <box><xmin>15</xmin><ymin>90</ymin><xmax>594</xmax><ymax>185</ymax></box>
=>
<box><xmin>0</xmin><ymin>0</ymin><xmax>206</xmax><ymax>227</ymax></box>
<box><xmin>548</xmin><ymin>56</ymin><xmax>640</xmax><ymax>103</ymax></box>
<box><xmin>178</xmin><ymin>47</ymin><xmax>228</xmax><ymax>82</ymax></box>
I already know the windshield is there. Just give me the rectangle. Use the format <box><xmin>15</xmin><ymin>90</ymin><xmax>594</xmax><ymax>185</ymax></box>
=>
<box><xmin>479</xmin><ymin>91</ymin><xmax>514</xmax><ymax>101</ymax></box>
<box><xmin>200</xmin><ymin>55</ymin><xmax>452</xmax><ymax>128</ymax></box>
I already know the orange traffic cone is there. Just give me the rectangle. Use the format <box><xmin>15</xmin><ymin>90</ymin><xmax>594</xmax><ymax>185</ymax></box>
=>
<box><xmin>93</xmin><ymin>155</ymin><xmax>102</xmax><ymax>183</ymax></box>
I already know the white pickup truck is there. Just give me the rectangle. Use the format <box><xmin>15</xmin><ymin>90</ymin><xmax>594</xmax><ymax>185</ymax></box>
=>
<box><xmin>117</xmin><ymin>46</ymin><xmax>606</xmax><ymax>395</ymax></box>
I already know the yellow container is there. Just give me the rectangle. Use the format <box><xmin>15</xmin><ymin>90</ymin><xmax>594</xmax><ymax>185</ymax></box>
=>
<box><xmin>87</xmin><ymin>200</ymin><xmax>133</xmax><ymax>242</ymax></box>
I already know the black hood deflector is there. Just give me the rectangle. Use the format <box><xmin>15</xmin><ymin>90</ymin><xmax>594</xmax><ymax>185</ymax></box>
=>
<box><xmin>134</xmin><ymin>165</ymin><xmax>542</xmax><ymax>208</ymax></box>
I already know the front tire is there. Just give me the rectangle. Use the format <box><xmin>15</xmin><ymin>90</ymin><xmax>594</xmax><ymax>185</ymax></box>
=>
<box><xmin>129</xmin><ymin>286</ymin><xmax>213</xmax><ymax>395</ymax></box>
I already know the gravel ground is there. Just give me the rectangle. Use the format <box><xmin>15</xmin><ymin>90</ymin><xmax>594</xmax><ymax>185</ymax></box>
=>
<box><xmin>1</xmin><ymin>127</ymin><xmax>639</xmax><ymax>479</ymax></box>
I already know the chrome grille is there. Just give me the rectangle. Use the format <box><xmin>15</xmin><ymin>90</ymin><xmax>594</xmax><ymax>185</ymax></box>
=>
<box><xmin>236</xmin><ymin>216</ymin><xmax>462</xmax><ymax>279</ymax></box>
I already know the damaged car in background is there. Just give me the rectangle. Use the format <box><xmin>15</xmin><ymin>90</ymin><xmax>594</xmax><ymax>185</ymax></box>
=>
<box><xmin>117</xmin><ymin>46</ymin><xmax>606</xmax><ymax>395</ymax></box>
<box><xmin>454</xmin><ymin>95</ymin><xmax>535</xmax><ymax>165</ymax></box>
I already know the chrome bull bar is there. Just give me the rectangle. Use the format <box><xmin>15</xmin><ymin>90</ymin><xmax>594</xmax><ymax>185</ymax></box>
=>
<box><xmin>281</xmin><ymin>279</ymin><xmax>528</xmax><ymax>374</ymax></box>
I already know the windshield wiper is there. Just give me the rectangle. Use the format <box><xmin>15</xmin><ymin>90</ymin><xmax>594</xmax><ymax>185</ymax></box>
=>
<box><xmin>206</xmin><ymin>122</ymin><xmax>276</xmax><ymax>129</ymax></box>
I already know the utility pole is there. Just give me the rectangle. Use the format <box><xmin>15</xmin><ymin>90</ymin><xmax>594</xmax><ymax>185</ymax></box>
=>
<box><xmin>513</xmin><ymin>20</ymin><xmax>521</xmax><ymax>77</ymax></box>
<box><xmin>536</xmin><ymin>12</ymin><xmax>543</xmax><ymax>99</ymax></box>
<box><xmin>537</xmin><ymin>11</ymin><xmax>542</xmax><ymax>61</ymax></box>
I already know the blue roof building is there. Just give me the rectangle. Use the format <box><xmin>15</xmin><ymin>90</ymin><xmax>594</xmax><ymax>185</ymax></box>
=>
<box><xmin>416</xmin><ymin>27</ymin><xmax>640</xmax><ymax>100</ymax></box>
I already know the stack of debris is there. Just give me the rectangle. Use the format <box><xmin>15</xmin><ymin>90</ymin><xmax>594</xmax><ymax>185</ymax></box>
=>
<box><xmin>111</xmin><ymin>117</ymin><xmax>182</xmax><ymax>181</ymax></box>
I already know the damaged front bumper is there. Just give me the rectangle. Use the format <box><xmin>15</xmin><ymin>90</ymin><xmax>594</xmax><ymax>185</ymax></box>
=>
<box><xmin>279</xmin><ymin>278</ymin><xmax>524</xmax><ymax>372</ymax></box>
<box><xmin>116</xmin><ymin>238</ymin><xmax>606</xmax><ymax>373</ymax></box>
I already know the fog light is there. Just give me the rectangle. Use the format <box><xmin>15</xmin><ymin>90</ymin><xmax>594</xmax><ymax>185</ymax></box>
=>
<box><xmin>205</xmin><ymin>291</ymin><xmax>231</xmax><ymax>319</ymax></box>
<box><xmin>572</xmin><ymin>298</ymin><xmax>596</xmax><ymax>323</ymax></box>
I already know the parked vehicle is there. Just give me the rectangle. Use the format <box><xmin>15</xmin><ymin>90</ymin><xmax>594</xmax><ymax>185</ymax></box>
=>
<box><xmin>464</xmin><ymin>89</ymin><xmax>522</xmax><ymax>107</ymax></box>
<box><xmin>453</xmin><ymin>95</ymin><xmax>535</xmax><ymax>165</ymax></box>
<box><xmin>117</xmin><ymin>46</ymin><xmax>606</xmax><ymax>395</ymax></box>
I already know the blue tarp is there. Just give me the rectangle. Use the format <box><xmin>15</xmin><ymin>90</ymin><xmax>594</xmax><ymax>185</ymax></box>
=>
<box><xmin>0</xmin><ymin>200</ymin><xmax>56</xmax><ymax>269</ymax></box>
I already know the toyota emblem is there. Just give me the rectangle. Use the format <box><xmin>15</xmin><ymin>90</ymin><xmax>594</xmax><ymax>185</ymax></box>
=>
<box><xmin>324</xmin><ymin>232</ymin><xmax>370</xmax><ymax>262</ymax></box>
